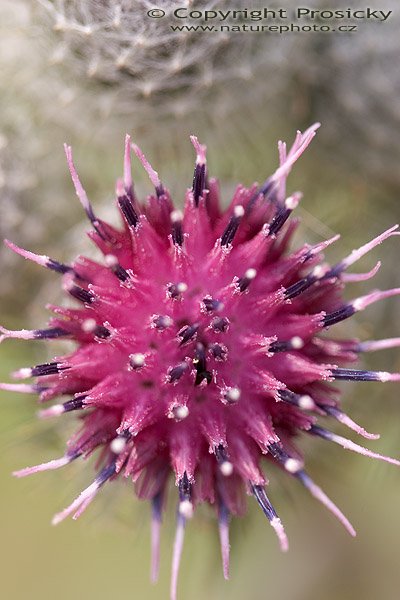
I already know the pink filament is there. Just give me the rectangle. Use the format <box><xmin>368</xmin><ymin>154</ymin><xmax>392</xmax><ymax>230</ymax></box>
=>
<box><xmin>302</xmin><ymin>475</ymin><xmax>356</xmax><ymax>537</ymax></box>
<box><xmin>218</xmin><ymin>517</ymin><xmax>230</xmax><ymax>580</ymax></box>
<box><xmin>342</xmin><ymin>261</ymin><xmax>381</xmax><ymax>282</ymax></box>
<box><xmin>190</xmin><ymin>135</ymin><xmax>207</xmax><ymax>165</ymax></box>
<box><xmin>13</xmin><ymin>455</ymin><xmax>71</xmax><ymax>478</ymax></box>
<box><xmin>124</xmin><ymin>134</ymin><xmax>132</xmax><ymax>192</ymax></box>
<box><xmin>64</xmin><ymin>144</ymin><xmax>92</xmax><ymax>214</ymax></box>
<box><xmin>132</xmin><ymin>143</ymin><xmax>161</xmax><ymax>189</ymax></box>
<box><xmin>327</xmin><ymin>431</ymin><xmax>400</xmax><ymax>465</ymax></box>
<box><xmin>52</xmin><ymin>481</ymin><xmax>99</xmax><ymax>525</ymax></box>
<box><xmin>170</xmin><ymin>517</ymin><xmax>186</xmax><ymax>600</ymax></box>
<box><xmin>151</xmin><ymin>514</ymin><xmax>161</xmax><ymax>584</ymax></box>
<box><xmin>270</xmin><ymin>517</ymin><xmax>289</xmax><ymax>552</ymax></box>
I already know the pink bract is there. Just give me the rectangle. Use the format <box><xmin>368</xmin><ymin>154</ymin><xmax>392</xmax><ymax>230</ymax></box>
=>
<box><xmin>1</xmin><ymin>125</ymin><xmax>400</xmax><ymax>600</ymax></box>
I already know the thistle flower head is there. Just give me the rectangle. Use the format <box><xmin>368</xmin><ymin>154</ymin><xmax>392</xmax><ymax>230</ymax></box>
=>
<box><xmin>2</xmin><ymin>125</ymin><xmax>400</xmax><ymax>599</ymax></box>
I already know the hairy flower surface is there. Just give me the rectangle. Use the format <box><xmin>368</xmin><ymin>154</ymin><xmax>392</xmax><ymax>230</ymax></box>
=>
<box><xmin>1</xmin><ymin>125</ymin><xmax>400</xmax><ymax>599</ymax></box>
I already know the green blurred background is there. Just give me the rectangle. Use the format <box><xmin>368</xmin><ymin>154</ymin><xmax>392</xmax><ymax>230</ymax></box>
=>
<box><xmin>1</xmin><ymin>1</ymin><xmax>400</xmax><ymax>599</ymax></box>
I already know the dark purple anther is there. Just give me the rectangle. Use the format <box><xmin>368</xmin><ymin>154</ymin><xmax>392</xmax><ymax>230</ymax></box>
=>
<box><xmin>245</xmin><ymin>177</ymin><xmax>275</xmax><ymax>215</ymax></box>
<box><xmin>155</xmin><ymin>185</ymin><xmax>165</xmax><ymax>200</ymax></box>
<box><xmin>167</xmin><ymin>283</ymin><xmax>187</xmax><ymax>300</ymax></box>
<box><xmin>95</xmin><ymin>461</ymin><xmax>118</xmax><ymax>486</ymax></box>
<box><xmin>277</xmin><ymin>389</ymin><xmax>315</xmax><ymax>410</ymax></box>
<box><xmin>152</xmin><ymin>315</ymin><xmax>173</xmax><ymax>331</ymax></box>
<box><xmin>209</xmin><ymin>343</ymin><xmax>228</xmax><ymax>361</ymax></box>
<box><xmin>178</xmin><ymin>472</ymin><xmax>192</xmax><ymax>503</ymax></box>
<box><xmin>330</xmin><ymin>368</ymin><xmax>392</xmax><ymax>382</ymax></box>
<box><xmin>323</xmin><ymin>305</ymin><xmax>355</xmax><ymax>327</ymax></box>
<box><xmin>269</xmin><ymin>341</ymin><xmax>290</xmax><ymax>353</ymax></box>
<box><xmin>214</xmin><ymin>444</ymin><xmax>229</xmax><ymax>465</ymax></box>
<box><xmin>211</xmin><ymin>317</ymin><xmax>229</xmax><ymax>333</ymax></box>
<box><xmin>193</xmin><ymin>343</ymin><xmax>212</xmax><ymax>386</ymax></box>
<box><xmin>251</xmin><ymin>484</ymin><xmax>277</xmax><ymax>520</ymax></box>
<box><xmin>202</xmin><ymin>296</ymin><xmax>223</xmax><ymax>312</ymax></box>
<box><xmin>62</xmin><ymin>395</ymin><xmax>87</xmax><ymax>413</ymax></box>
<box><xmin>178</xmin><ymin>323</ymin><xmax>199</xmax><ymax>346</ymax></box>
<box><xmin>118</xmin><ymin>195</ymin><xmax>139</xmax><ymax>228</ymax></box>
<box><xmin>220</xmin><ymin>205</ymin><xmax>244</xmax><ymax>247</ymax></box>
<box><xmin>171</xmin><ymin>218</ymin><xmax>184</xmax><ymax>246</ymax></box>
<box><xmin>285</xmin><ymin>274</ymin><xmax>317</xmax><ymax>300</ymax></box>
<box><xmin>67</xmin><ymin>284</ymin><xmax>94</xmax><ymax>304</ymax></box>
<box><xmin>192</xmin><ymin>163</ymin><xmax>206</xmax><ymax>207</ymax></box>
<box><xmin>113</xmin><ymin>264</ymin><xmax>130</xmax><ymax>282</ymax></box>
<box><xmin>31</xmin><ymin>362</ymin><xmax>67</xmax><ymax>377</ymax></box>
<box><xmin>168</xmin><ymin>362</ymin><xmax>189</xmax><ymax>383</ymax></box>
<box><xmin>269</xmin><ymin>208</ymin><xmax>289</xmax><ymax>236</ymax></box>
<box><xmin>33</xmin><ymin>327</ymin><xmax>69</xmax><ymax>340</ymax></box>
<box><xmin>237</xmin><ymin>268</ymin><xmax>257</xmax><ymax>293</ymax></box>
<box><xmin>105</xmin><ymin>253</ymin><xmax>131</xmax><ymax>281</ymax></box>
<box><xmin>93</xmin><ymin>325</ymin><xmax>111</xmax><ymax>339</ymax></box>
<box><xmin>47</xmin><ymin>258</ymin><xmax>74</xmax><ymax>275</ymax></box>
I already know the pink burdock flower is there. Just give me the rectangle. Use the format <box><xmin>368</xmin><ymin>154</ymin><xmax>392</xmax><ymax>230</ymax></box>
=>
<box><xmin>1</xmin><ymin>124</ymin><xmax>400</xmax><ymax>599</ymax></box>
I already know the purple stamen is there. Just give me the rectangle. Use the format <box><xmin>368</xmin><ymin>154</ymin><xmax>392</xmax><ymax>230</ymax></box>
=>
<box><xmin>118</xmin><ymin>194</ymin><xmax>139</xmax><ymax>228</ymax></box>
<box><xmin>330</xmin><ymin>368</ymin><xmax>400</xmax><ymax>382</ymax></box>
<box><xmin>251</xmin><ymin>484</ymin><xmax>289</xmax><ymax>551</ymax></box>
<box><xmin>220</xmin><ymin>205</ymin><xmax>244</xmax><ymax>247</ymax></box>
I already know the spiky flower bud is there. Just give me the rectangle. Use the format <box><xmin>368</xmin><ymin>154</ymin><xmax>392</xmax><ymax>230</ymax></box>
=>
<box><xmin>2</xmin><ymin>126</ymin><xmax>400</xmax><ymax>599</ymax></box>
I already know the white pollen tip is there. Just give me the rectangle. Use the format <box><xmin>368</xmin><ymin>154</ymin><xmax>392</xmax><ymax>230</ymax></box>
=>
<box><xmin>179</xmin><ymin>500</ymin><xmax>194</xmax><ymax>519</ymax></box>
<box><xmin>312</xmin><ymin>265</ymin><xmax>326</xmax><ymax>279</ymax></box>
<box><xmin>129</xmin><ymin>353</ymin><xmax>146</xmax><ymax>368</ymax></box>
<box><xmin>378</xmin><ymin>371</ymin><xmax>392</xmax><ymax>382</ymax></box>
<box><xmin>290</xmin><ymin>336</ymin><xmax>304</xmax><ymax>349</ymax></box>
<box><xmin>176</xmin><ymin>282</ymin><xmax>188</xmax><ymax>293</ymax></box>
<box><xmin>13</xmin><ymin>368</ymin><xmax>32</xmax><ymax>380</ymax></box>
<box><xmin>271</xmin><ymin>517</ymin><xmax>289</xmax><ymax>552</ymax></box>
<box><xmin>173</xmin><ymin>406</ymin><xmax>189</xmax><ymax>421</ymax></box>
<box><xmin>225</xmin><ymin>387</ymin><xmax>241</xmax><ymax>403</ymax></box>
<box><xmin>352</xmin><ymin>298</ymin><xmax>365</xmax><ymax>312</ymax></box>
<box><xmin>245</xmin><ymin>268</ymin><xmax>257</xmax><ymax>280</ymax></box>
<box><xmin>220</xmin><ymin>461</ymin><xmax>234</xmax><ymax>477</ymax></box>
<box><xmin>38</xmin><ymin>404</ymin><xmax>64</xmax><ymax>419</ymax></box>
<box><xmin>170</xmin><ymin>209</ymin><xmax>183</xmax><ymax>223</ymax></box>
<box><xmin>110</xmin><ymin>437</ymin><xmax>127</xmax><ymax>454</ymax></box>
<box><xmin>82</xmin><ymin>318</ymin><xmax>97</xmax><ymax>333</ymax></box>
<box><xmin>285</xmin><ymin>458</ymin><xmax>303</xmax><ymax>473</ymax></box>
<box><xmin>298</xmin><ymin>395</ymin><xmax>315</xmax><ymax>410</ymax></box>
<box><xmin>234</xmin><ymin>205</ymin><xmax>245</xmax><ymax>218</ymax></box>
<box><xmin>285</xmin><ymin>195</ymin><xmax>299</xmax><ymax>210</ymax></box>
<box><xmin>104</xmin><ymin>254</ymin><xmax>119</xmax><ymax>267</ymax></box>
<box><xmin>82</xmin><ymin>319</ymin><xmax>97</xmax><ymax>333</ymax></box>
